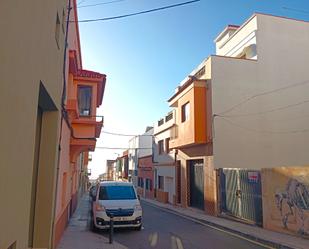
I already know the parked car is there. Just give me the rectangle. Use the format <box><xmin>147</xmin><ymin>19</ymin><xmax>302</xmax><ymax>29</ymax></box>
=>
<box><xmin>91</xmin><ymin>181</ymin><xmax>142</xmax><ymax>231</ymax></box>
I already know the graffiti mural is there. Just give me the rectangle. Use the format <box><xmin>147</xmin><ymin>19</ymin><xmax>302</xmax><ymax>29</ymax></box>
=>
<box><xmin>262</xmin><ymin>167</ymin><xmax>309</xmax><ymax>238</ymax></box>
<box><xmin>275</xmin><ymin>178</ymin><xmax>309</xmax><ymax>235</ymax></box>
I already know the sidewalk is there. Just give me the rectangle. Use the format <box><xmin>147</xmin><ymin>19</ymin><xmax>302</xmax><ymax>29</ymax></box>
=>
<box><xmin>57</xmin><ymin>195</ymin><xmax>128</xmax><ymax>249</ymax></box>
<box><xmin>142</xmin><ymin>198</ymin><xmax>309</xmax><ymax>249</ymax></box>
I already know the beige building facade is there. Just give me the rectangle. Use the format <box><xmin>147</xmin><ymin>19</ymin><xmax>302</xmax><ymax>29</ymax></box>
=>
<box><xmin>0</xmin><ymin>1</ymin><xmax>68</xmax><ymax>249</ymax></box>
<box><xmin>168</xmin><ymin>13</ymin><xmax>309</xmax><ymax>234</ymax></box>
<box><xmin>191</xmin><ymin>13</ymin><xmax>309</xmax><ymax>235</ymax></box>
<box><xmin>212</xmin><ymin>14</ymin><xmax>309</xmax><ymax>170</ymax></box>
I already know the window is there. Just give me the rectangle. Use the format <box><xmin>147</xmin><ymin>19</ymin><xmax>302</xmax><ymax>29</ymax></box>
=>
<box><xmin>165</xmin><ymin>138</ymin><xmax>170</xmax><ymax>153</ymax></box>
<box><xmin>158</xmin><ymin>140</ymin><xmax>164</xmax><ymax>154</ymax></box>
<box><xmin>99</xmin><ymin>185</ymin><xmax>136</xmax><ymax>200</ymax></box>
<box><xmin>55</xmin><ymin>12</ymin><xmax>60</xmax><ymax>49</ymax></box>
<box><xmin>138</xmin><ymin>177</ymin><xmax>144</xmax><ymax>187</ymax></box>
<box><xmin>78</xmin><ymin>86</ymin><xmax>92</xmax><ymax>116</ymax></box>
<box><xmin>146</xmin><ymin>179</ymin><xmax>152</xmax><ymax>190</ymax></box>
<box><xmin>158</xmin><ymin>176</ymin><xmax>164</xmax><ymax>190</ymax></box>
<box><xmin>158</xmin><ymin>118</ymin><xmax>164</xmax><ymax>126</ymax></box>
<box><xmin>181</xmin><ymin>102</ymin><xmax>190</xmax><ymax>122</ymax></box>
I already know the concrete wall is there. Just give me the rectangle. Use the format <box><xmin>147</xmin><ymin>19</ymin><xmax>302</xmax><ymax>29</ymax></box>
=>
<box><xmin>153</xmin><ymin>111</ymin><xmax>175</xmax><ymax>165</ymax></box>
<box><xmin>212</xmin><ymin>14</ymin><xmax>309</xmax><ymax>169</ymax></box>
<box><xmin>155</xmin><ymin>166</ymin><xmax>176</xmax><ymax>204</ymax></box>
<box><xmin>138</xmin><ymin>128</ymin><xmax>154</xmax><ymax>158</ymax></box>
<box><xmin>215</xmin><ymin>16</ymin><xmax>257</xmax><ymax>58</ymax></box>
<box><xmin>262</xmin><ymin>167</ymin><xmax>309</xmax><ymax>237</ymax></box>
<box><xmin>0</xmin><ymin>0</ymin><xmax>67</xmax><ymax>248</ymax></box>
<box><xmin>128</xmin><ymin>136</ymin><xmax>139</xmax><ymax>171</ymax></box>
<box><xmin>54</xmin><ymin>122</ymin><xmax>71</xmax><ymax>246</ymax></box>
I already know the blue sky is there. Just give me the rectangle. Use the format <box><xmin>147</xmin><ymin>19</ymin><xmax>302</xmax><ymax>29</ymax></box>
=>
<box><xmin>76</xmin><ymin>0</ymin><xmax>309</xmax><ymax>177</ymax></box>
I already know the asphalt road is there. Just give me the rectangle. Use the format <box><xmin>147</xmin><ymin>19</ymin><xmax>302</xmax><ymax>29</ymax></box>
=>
<box><xmin>98</xmin><ymin>201</ymin><xmax>271</xmax><ymax>249</ymax></box>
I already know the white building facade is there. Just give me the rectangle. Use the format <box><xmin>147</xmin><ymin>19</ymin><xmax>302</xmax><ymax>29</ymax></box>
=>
<box><xmin>128</xmin><ymin>127</ymin><xmax>154</xmax><ymax>187</ymax></box>
<box><xmin>153</xmin><ymin>111</ymin><xmax>176</xmax><ymax>204</ymax></box>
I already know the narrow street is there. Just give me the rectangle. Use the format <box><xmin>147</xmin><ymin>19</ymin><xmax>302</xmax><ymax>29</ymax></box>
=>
<box><xmin>98</xmin><ymin>201</ymin><xmax>269</xmax><ymax>249</ymax></box>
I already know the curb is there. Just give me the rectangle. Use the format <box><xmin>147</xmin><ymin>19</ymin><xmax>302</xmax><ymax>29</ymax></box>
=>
<box><xmin>141</xmin><ymin>199</ymin><xmax>296</xmax><ymax>249</ymax></box>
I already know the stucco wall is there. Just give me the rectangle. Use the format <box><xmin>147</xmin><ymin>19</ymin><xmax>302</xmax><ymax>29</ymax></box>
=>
<box><xmin>212</xmin><ymin>14</ymin><xmax>309</xmax><ymax>169</ymax></box>
<box><xmin>55</xmin><ymin>122</ymin><xmax>71</xmax><ymax>222</ymax></box>
<box><xmin>216</xmin><ymin>16</ymin><xmax>257</xmax><ymax>57</ymax></box>
<box><xmin>0</xmin><ymin>1</ymin><xmax>67</xmax><ymax>248</ymax></box>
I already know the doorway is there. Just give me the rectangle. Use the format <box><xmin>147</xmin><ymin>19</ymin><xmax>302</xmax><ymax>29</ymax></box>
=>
<box><xmin>189</xmin><ymin>160</ymin><xmax>204</xmax><ymax>210</ymax></box>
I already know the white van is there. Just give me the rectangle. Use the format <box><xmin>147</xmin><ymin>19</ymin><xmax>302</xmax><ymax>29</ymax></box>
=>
<box><xmin>91</xmin><ymin>181</ymin><xmax>142</xmax><ymax>231</ymax></box>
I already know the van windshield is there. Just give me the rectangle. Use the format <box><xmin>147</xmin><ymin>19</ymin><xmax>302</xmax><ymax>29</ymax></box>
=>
<box><xmin>99</xmin><ymin>185</ymin><xmax>136</xmax><ymax>200</ymax></box>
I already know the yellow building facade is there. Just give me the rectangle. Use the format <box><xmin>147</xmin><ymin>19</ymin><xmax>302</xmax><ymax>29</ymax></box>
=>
<box><xmin>1</xmin><ymin>0</ymin><xmax>107</xmax><ymax>248</ymax></box>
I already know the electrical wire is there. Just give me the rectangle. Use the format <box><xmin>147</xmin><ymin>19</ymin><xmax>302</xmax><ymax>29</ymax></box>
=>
<box><xmin>217</xmin><ymin>98</ymin><xmax>309</xmax><ymax>118</ymax></box>
<box><xmin>73</xmin><ymin>0</ymin><xmax>200</xmax><ymax>23</ymax></box>
<box><xmin>217</xmin><ymin>116</ymin><xmax>309</xmax><ymax>134</ymax></box>
<box><xmin>96</xmin><ymin>146</ymin><xmax>153</xmax><ymax>150</ymax></box>
<box><xmin>77</xmin><ymin>0</ymin><xmax>87</xmax><ymax>5</ymax></box>
<box><xmin>282</xmin><ymin>6</ymin><xmax>309</xmax><ymax>14</ymax></box>
<box><xmin>101</xmin><ymin>130</ymin><xmax>154</xmax><ymax>137</ymax></box>
<box><xmin>78</xmin><ymin>0</ymin><xmax>126</xmax><ymax>8</ymax></box>
<box><xmin>217</xmin><ymin>79</ymin><xmax>309</xmax><ymax>116</ymax></box>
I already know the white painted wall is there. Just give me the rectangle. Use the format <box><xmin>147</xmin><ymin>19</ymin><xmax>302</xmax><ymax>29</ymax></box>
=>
<box><xmin>153</xmin><ymin>111</ymin><xmax>176</xmax><ymax>164</ymax></box>
<box><xmin>216</xmin><ymin>16</ymin><xmax>258</xmax><ymax>58</ymax></box>
<box><xmin>155</xmin><ymin>165</ymin><xmax>175</xmax><ymax>203</ymax></box>
<box><xmin>128</xmin><ymin>128</ymin><xmax>153</xmax><ymax>186</ymax></box>
<box><xmin>138</xmin><ymin>128</ymin><xmax>154</xmax><ymax>158</ymax></box>
<box><xmin>212</xmin><ymin>14</ymin><xmax>309</xmax><ymax>169</ymax></box>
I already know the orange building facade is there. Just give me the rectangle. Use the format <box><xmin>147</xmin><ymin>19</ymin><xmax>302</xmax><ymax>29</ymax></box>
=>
<box><xmin>168</xmin><ymin>73</ymin><xmax>217</xmax><ymax>216</ymax></box>
<box><xmin>53</xmin><ymin>0</ymin><xmax>106</xmax><ymax>246</ymax></box>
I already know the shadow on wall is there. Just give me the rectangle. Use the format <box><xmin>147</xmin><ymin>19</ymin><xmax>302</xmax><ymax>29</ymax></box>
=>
<box><xmin>262</xmin><ymin>167</ymin><xmax>309</xmax><ymax>238</ymax></box>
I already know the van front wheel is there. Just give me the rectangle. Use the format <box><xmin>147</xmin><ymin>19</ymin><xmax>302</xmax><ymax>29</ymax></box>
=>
<box><xmin>90</xmin><ymin>216</ymin><xmax>98</xmax><ymax>232</ymax></box>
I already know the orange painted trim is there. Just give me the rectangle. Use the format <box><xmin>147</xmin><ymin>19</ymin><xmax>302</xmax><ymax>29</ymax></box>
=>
<box><xmin>168</xmin><ymin>80</ymin><xmax>206</xmax><ymax>105</ymax></box>
<box><xmin>69</xmin><ymin>50</ymin><xmax>78</xmax><ymax>75</ymax></box>
<box><xmin>71</xmin><ymin>118</ymin><xmax>99</xmax><ymax>125</ymax></box>
<box><xmin>95</xmin><ymin>121</ymin><xmax>103</xmax><ymax>138</ymax></box>
<box><xmin>70</xmin><ymin>137</ymin><xmax>96</xmax><ymax>147</ymax></box>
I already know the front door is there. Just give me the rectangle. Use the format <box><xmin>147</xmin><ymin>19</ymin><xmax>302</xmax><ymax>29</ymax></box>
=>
<box><xmin>189</xmin><ymin>160</ymin><xmax>204</xmax><ymax>210</ymax></box>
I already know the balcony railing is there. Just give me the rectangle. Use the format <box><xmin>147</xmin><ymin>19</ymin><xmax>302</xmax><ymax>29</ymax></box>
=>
<box><xmin>165</xmin><ymin>111</ymin><xmax>173</xmax><ymax>122</ymax></box>
<box><xmin>78</xmin><ymin>115</ymin><xmax>104</xmax><ymax>123</ymax></box>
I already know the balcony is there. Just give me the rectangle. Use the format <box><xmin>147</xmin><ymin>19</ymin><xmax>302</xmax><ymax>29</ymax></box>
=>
<box><xmin>71</xmin><ymin>115</ymin><xmax>103</xmax><ymax>138</ymax></box>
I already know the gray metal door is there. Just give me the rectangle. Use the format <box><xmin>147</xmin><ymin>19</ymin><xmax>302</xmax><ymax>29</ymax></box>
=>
<box><xmin>189</xmin><ymin>160</ymin><xmax>204</xmax><ymax>210</ymax></box>
<box><xmin>220</xmin><ymin>169</ymin><xmax>262</xmax><ymax>225</ymax></box>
